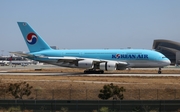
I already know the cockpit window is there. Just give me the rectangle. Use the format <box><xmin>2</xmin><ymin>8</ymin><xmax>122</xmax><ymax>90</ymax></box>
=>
<box><xmin>162</xmin><ymin>57</ymin><xmax>166</xmax><ymax>58</ymax></box>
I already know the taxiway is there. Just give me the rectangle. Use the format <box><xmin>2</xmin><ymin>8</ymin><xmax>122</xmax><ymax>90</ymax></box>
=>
<box><xmin>0</xmin><ymin>72</ymin><xmax>180</xmax><ymax>77</ymax></box>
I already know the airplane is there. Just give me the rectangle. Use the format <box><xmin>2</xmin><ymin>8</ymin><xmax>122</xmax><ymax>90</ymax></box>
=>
<box><xmin>0</xmin><ymin>61</ymin><xmax>10</xmax><ymax>66</ymax></box>
<box><xmin>10</xmin><ymin>60</ymin><xmax>33</xmax><ymax>67</ymax></box>
<box><xmin>0</xmin><ymin>56</ymin><xmax>33</xmax><ymax>67</ymax></box>
<box><xmin>12</xmin><ymin>22</ymin><xmax>171</xmax><ymax>74</ymax></box>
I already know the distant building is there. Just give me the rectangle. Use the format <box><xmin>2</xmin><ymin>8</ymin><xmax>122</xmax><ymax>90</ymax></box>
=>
<box><xmin>0</xmin><ymin>56</ymin><xmax>25</xmax><ymax>61</ymax></box>
<box><xmin>0</xmin><ymin>55</ymin><xmax>35</xmax><ymax>66</ymax></box>
<box><xmin>153</xmin><ymin>39</ymin><xmax>180</xmax><ymax>65</ymax></box>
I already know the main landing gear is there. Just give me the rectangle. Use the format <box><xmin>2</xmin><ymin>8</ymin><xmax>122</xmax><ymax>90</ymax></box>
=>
<box><xmin>84</xmin><ymin>69</ymin><xmax>104</xmax><ymax>74</ymax></box>
<box><xmin>158</xmin><ymin>67</ymin><xmax>162</xmax><ymax>74</ymax></box>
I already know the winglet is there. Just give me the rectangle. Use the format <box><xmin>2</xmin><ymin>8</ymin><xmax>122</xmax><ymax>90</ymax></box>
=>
<box><xmin>17</xmin><ymin>22</ymin><xmax>52</xmax><ymax>53</ymax></box>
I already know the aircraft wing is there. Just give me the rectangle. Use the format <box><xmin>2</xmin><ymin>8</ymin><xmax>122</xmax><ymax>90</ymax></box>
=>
<box><xmin>10</xmin><ymin>52</ymin><xmax>83</xmax><ymax>63</ymax></box>
<box><xmin>48</xmin><ymin>57</ymin><xmax>105</xmax><ymax>63</ymax></box>
<box><xmin>117</xmin><ymin>61</ymin><xmax>128</xmax><ymax>65</ymax></box>
<box><xmin>48</xmin><ymin>57</ymin><xmax>84</xmax><ymax>63</ymax></box>
<box><xmin>10</xmin><ymin>52</ymin><xmax>50</xmax><ymax>59</ymax></box>
<box><xmin>10</xmin><ymin>52</ymin><xmax>128</xmax><ymax>68</ymax></box>
<box><xmin>49</xmin><ymin>57</ymin><xmax>128</xmax><ymax>67</ymax></box>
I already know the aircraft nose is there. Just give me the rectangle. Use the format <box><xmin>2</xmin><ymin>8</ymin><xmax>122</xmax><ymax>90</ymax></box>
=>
<box><xmin>163</xmin><ymin>59</ymin><xmax>171</xmax><ymax>66</ymax></box>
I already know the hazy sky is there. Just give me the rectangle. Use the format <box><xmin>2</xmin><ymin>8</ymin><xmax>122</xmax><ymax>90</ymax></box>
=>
<box><xmin>0</xmin><ymin>0</ymin><xmax>180</xmax><ymax>55</ymax></box>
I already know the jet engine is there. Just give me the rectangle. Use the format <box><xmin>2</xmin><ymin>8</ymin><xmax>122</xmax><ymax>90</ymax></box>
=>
<box><xmin>78</xmin><ymin>60</ymin><xmax>94</xmax><ymax>69</ymax></box>
<box><xmin>100</xmin><ymin>61</ymin><xmax>117</xmax><ymax>71</ymax></box>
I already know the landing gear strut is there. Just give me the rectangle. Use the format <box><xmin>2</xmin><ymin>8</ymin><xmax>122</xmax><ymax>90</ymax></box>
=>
<box><xmin>84</xmin><ymin>69</ymin><xmax>104</xmax><ymax>74</ymax></box>
<box><xmin>158</xmin><ymin>68</ymin><xmax>161</xmax><ymax>74</ymax></box>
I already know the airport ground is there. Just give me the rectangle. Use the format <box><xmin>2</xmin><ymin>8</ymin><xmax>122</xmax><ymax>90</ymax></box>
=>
<box><xmin>1</xmin><ymin>65</ymin><xmax>180</xmax><ymax>100</ymax></box>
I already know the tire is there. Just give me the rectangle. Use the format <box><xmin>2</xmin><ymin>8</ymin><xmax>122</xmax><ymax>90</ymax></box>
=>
<box><xmin>158</xmin><ymin>71</ymin><xmax>161</xmax><ymax>74</ymax></box>
<box><xmin>84</xmin><ymin>71</ymin><xmax>87</xmax><ymax>74</ymax></box>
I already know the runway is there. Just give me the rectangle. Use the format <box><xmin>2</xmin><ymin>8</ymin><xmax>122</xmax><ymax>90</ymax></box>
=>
<box><xmin>0</xmin><ymin>65</ymin><xmax>180</xmax><ymax>77</ymax></box>
<box><xmin>0</xmin><ymin>72</ymin><xmax>180</xmax><ymax>77</ymax></box>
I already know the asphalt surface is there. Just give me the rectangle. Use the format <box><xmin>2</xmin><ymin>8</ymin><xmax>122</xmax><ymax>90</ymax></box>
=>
<box><xmin>0</xmin><ymin>65</ymin><xmax>180</xmax><ymax>77</ymax></box>
<box><xmin>0</xmin><ymin>72</ymin><xmax>180</xmax><ymax>77</ymax></box>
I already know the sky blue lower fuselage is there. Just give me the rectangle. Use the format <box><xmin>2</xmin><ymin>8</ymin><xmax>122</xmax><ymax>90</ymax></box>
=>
<box><xmin>30</xmin><ymin>49</ymin><xmax>170</xmax><ymax>68</ymax></box>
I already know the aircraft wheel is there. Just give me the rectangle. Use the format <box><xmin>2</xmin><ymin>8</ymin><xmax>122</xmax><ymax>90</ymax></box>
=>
<box><xmin>84</xmin><ymin>70</ymin><xmax>88</xmax><ymax>74</ymax></box>
<box><xmin>158</xmin><ymin>71</ymin><xmax>161</xmax><ymax>74</ymax></box>
<box><xmin>100</xmin><ymin>70</ymin><xmax>104</xmax><ymax>74</ymax></box>
<box><xmin>84</xmin><ymin>69</ymin><xmax>104</xmax><ymax>74</ymax></box>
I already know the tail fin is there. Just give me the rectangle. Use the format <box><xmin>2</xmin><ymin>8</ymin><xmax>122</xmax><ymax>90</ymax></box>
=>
<box><xmin>17</xmin><ymin>22</ymin><xmax>52</xmax><ymax>53</ymax></box>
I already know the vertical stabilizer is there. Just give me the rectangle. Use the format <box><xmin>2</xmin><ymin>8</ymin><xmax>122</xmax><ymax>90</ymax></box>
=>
<box><xmin>17</xmin><ymin>22</ymin><xmax>51</xmax><ymax>52</ymax></box>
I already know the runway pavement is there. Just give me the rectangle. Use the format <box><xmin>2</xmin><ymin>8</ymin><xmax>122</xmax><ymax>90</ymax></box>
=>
<box><xmin>0</xmin><ymin>64</ymin><xmax>180</xmax><ymax>77</ymax></box>
<box><xmin>0</xmin><ymin>64</ymin><xmax>59</xmax><ymax>71</ymax></box>
<box><xmin>0</xmin><ymin>72</ymin><xmax>180</xmax><ymax>77</ymax></box>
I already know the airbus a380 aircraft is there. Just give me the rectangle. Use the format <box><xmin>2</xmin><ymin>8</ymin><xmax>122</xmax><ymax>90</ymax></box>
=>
<box><xmin>13</xmin><ymin>22</ymin><xmax>171</xmax><ymax>74</ymax></box>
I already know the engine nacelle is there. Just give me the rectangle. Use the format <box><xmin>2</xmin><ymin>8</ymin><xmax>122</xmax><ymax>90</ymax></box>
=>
<box><xmin>100</xmin><ymin>61</ymin><xmax>117</xmax><ymax>71</ymax></box>
<box><xmin>78</xmin><ymin>60</ymin><xmax>94</xmax><ymax>69</ymax></box>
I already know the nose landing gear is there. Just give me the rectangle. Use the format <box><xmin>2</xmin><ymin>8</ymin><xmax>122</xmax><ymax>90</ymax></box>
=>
<box><xmin>158</xmin><ymin>68</ymin><xmax>161</xmax><ymax>74</ymax></box>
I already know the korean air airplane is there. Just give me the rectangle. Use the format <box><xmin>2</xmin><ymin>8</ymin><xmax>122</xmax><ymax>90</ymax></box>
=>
<box><xmin>13</xmin><ymin>22</ymin><xmax>171</xmax><ymax>74</ymax></box>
